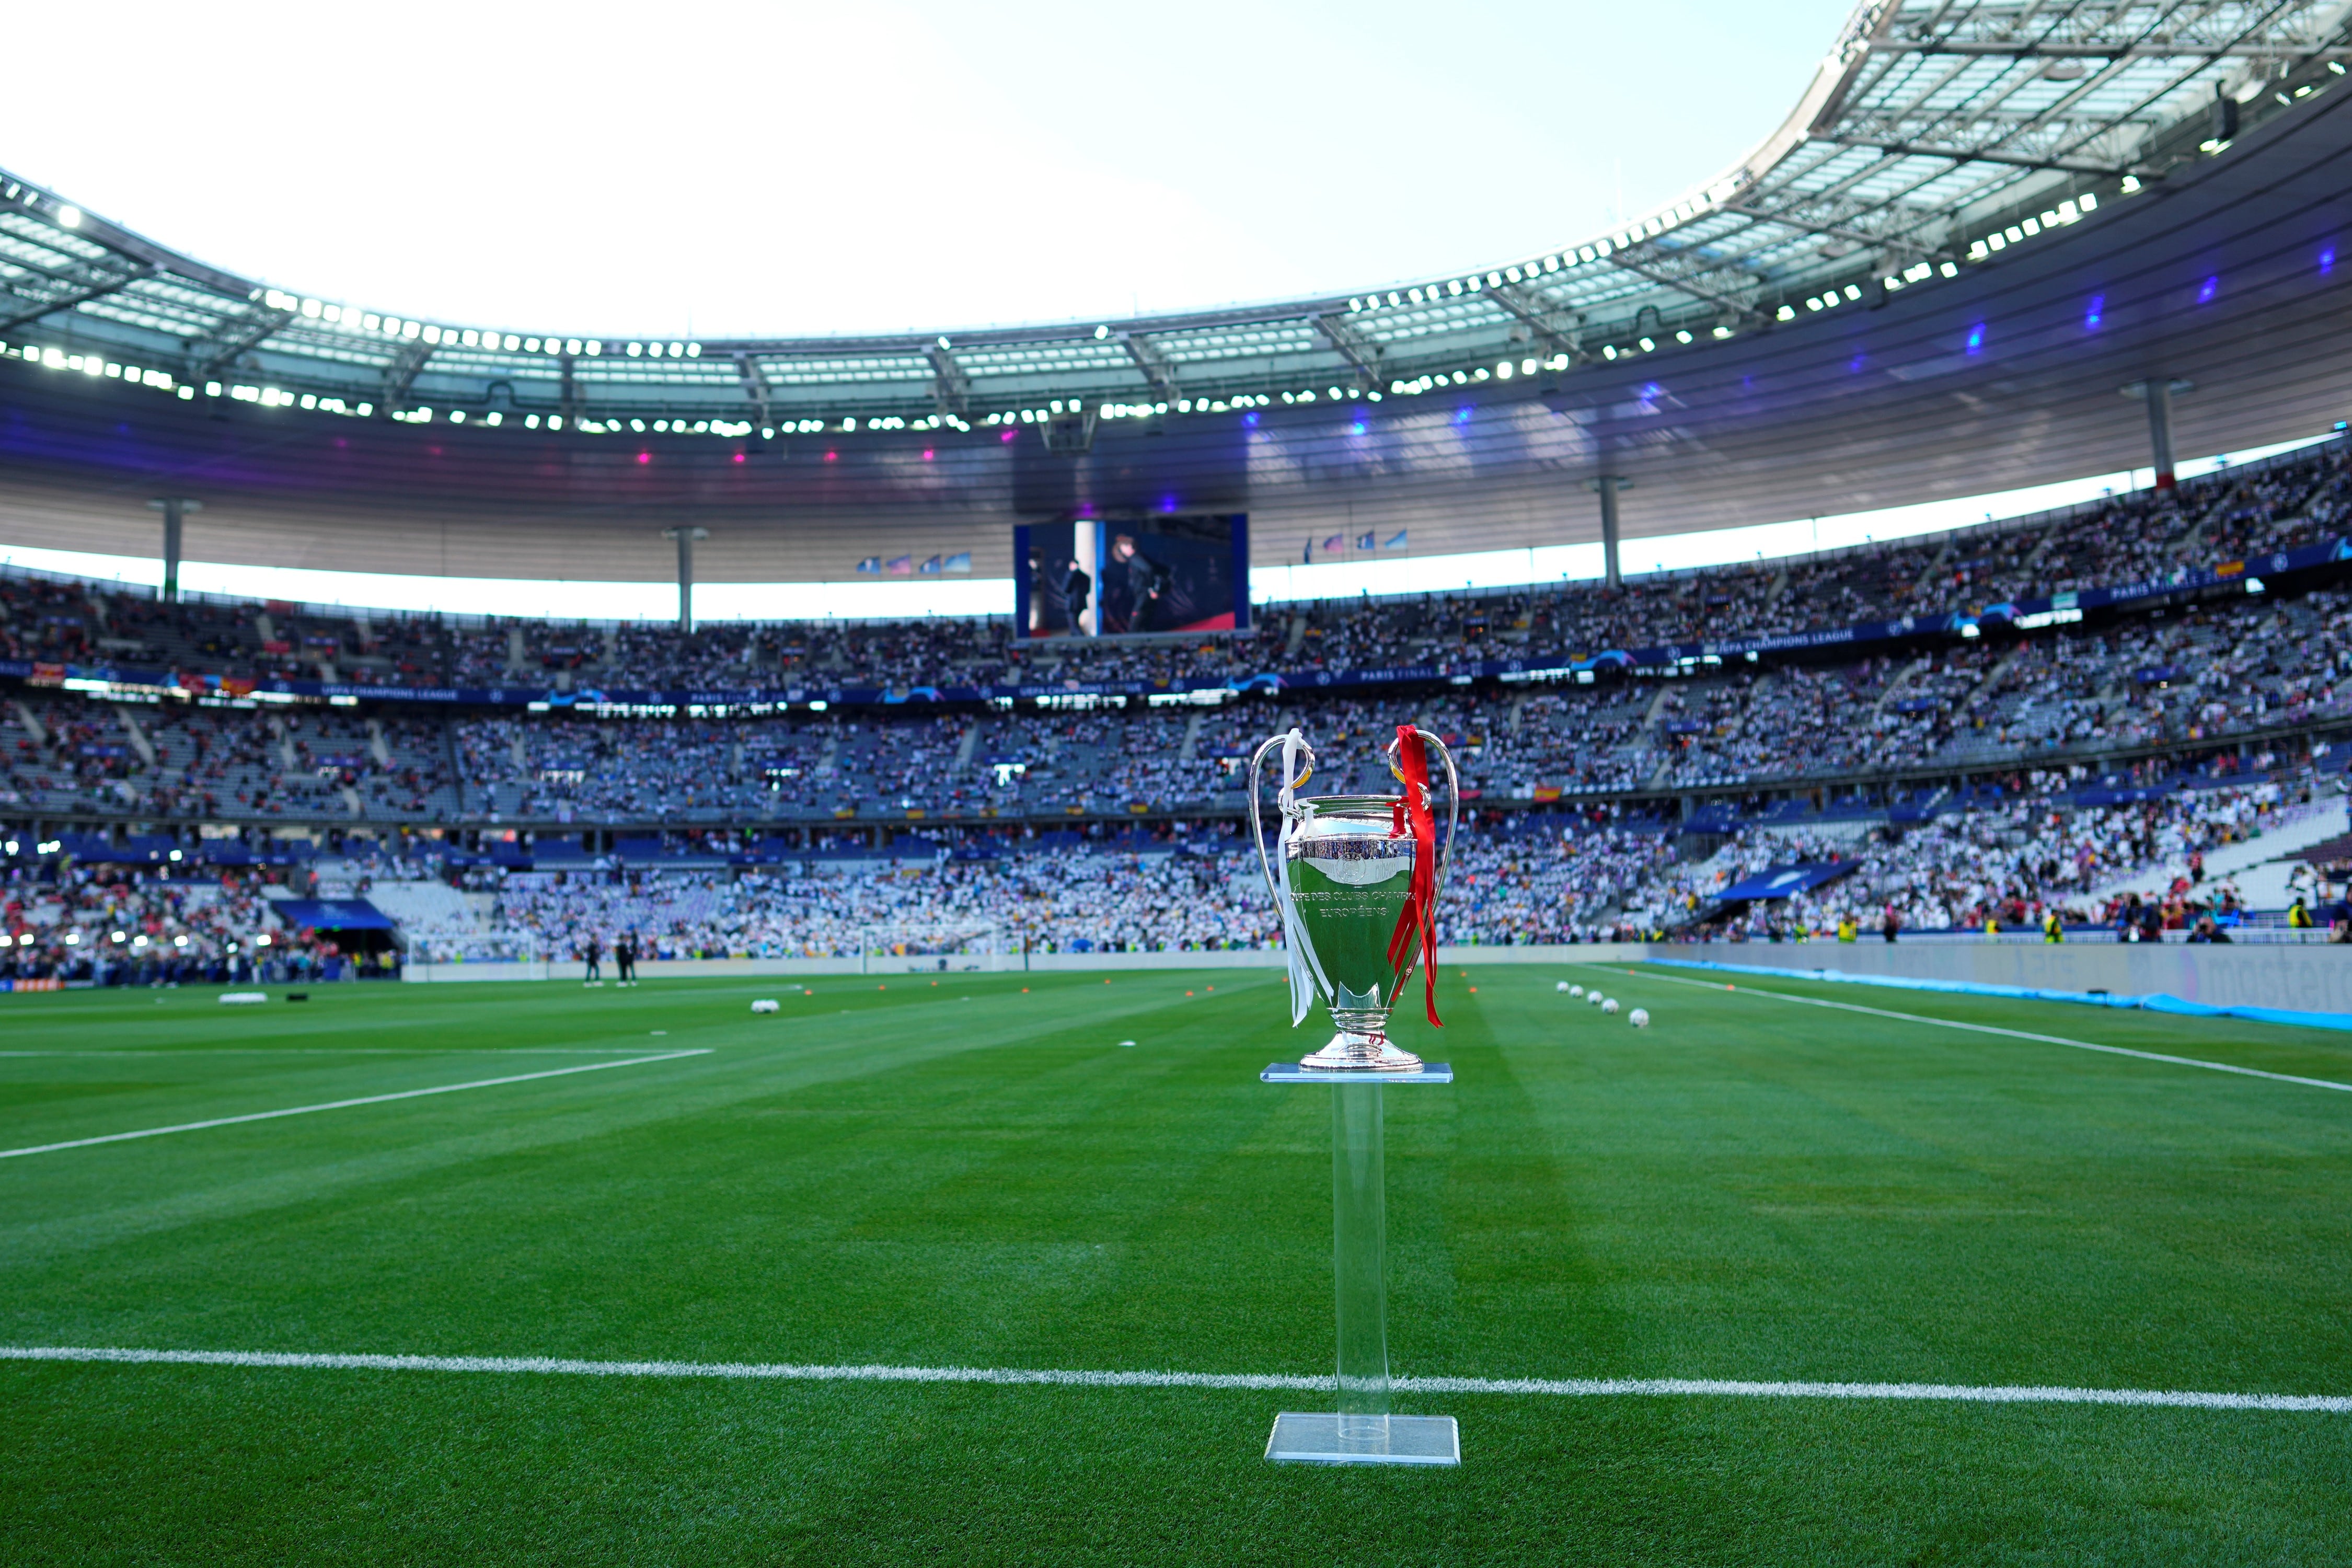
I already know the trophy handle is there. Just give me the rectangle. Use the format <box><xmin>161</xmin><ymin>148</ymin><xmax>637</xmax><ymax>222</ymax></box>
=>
<box><xmin>1387</xmin><ymin>727</ymin><xmax>1461</xmax><ymax>912</ymax></box>
<box><xmin>1246</xmin><ymin>729</ymin><xmax>1315</xmax><ymax>907</ymax></box>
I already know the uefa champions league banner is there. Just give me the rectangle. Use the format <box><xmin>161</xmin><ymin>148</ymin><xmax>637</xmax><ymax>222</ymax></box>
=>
<box><xmin>5</xmin><ymin>535</ymin><xmax>2345</xmax><ymax>713</ymax></box>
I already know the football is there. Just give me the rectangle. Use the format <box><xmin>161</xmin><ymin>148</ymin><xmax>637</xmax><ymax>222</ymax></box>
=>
<box><xmin>751</xmin><ymin>999</ymin><xmax>780</xmax><ymax>1014</ymax></box>
<box><xmin>1570</xmin><ymin>984</ymin><xmax>1585</xmax><ymax>998</ymax></box>
<box><xmin>1587</xmin><ymin>991</ymin><xmax>1604</xmax><ymax>1007</ymax></box>
<box><xmin>1630</xmin><ymin>1008</ymin><xmax>1651</xmax><ymax>1028</ymax></box>
<box><xmin>1602</xmin><ymin>998</ymin><xmax>1620</xmax><ymax>1014</ymax></box>
<box><xmin>1556</xmin><ymin>981</ymin><xmax>1571</xmax><ymax>993</ymax></box>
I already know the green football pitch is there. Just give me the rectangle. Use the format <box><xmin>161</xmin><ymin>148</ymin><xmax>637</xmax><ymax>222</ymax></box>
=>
<box><xmin>4</xmin><ymin>963</ymin><xmax>2350</xmax><ymax>1564</ymax></box>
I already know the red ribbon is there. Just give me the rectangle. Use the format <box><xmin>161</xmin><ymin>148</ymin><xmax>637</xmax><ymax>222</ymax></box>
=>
<box><xmin>1386</xmin><ymin>724</ymin><xmax>1443</xmax><ymax>1028</ymax></box>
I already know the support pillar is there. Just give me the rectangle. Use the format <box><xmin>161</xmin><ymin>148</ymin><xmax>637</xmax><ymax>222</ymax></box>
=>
<box><xmin>662</xmin><ymin>526</ymin><xmax>708</xmax><ymax>633</ymax></box>
<box><xmin>2146</xmin><ymin>380</ymin><xmax>2175</xmax><ymax>490</ymax></box>
<box><xmin>1589</xmin><ymin>476</ymin><xmax>1632</xmax><ymax>588</ymax></box>
<box><xmin>146</xmin><ymin>498</ymin><xmax>202</xmax><ymax>602</ymax></box>
<box><xmin>2125</xmin><ymin>379</ymin><xmax>2190</xmax><ymax>490</ymax></box>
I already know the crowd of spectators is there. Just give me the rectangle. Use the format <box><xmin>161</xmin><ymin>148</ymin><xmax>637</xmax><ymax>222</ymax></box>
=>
<box><xmin>1613</xmin><ymin>770</ymin><xmax>2317</xmax><ymax>939</ymax></box>
<box><xmin>0</xmin><ymin>861</ymin><xmax>368</xmax><ymax>984</ymax></box>
<box><xmin>7</xmin><ymin>573</ymin><xmax>2350</xmax><ymax>827</ymax></box>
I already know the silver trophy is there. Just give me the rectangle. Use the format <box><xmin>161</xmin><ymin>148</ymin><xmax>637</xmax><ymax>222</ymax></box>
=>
<box><xmin>1248</xmin><ymin>725</ymin><xmax>1459</xmax><ymax>1071</ymax></box>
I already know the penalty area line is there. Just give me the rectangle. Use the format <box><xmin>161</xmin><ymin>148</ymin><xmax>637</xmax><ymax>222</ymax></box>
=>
<box><xmin>1604</xmin><ymin>967</ymin><xmax>2352</xmax><ymax>1095</ymax></box>
<box><xmin>0</xmin><ymin>1050</ymin><xmax>711</xmax><ymax>1161</ymax></box>
<box><xmin>0</xmin><ymin>1345</ymin><xmax>2344</xmax><ymax>1414</ymax></box>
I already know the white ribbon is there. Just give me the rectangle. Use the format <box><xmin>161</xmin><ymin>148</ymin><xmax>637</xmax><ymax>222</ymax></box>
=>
<box><xmin>1271</xmin><ymin>728</ymin><xmax>1330</xmax><ymax>1027</ymax></box>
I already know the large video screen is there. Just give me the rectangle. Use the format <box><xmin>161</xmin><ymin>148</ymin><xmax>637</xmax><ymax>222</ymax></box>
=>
<box><xmin>1014</xmin><ymin>515</ymin><xmax>1249</xmax><ymax>638</ymax></box>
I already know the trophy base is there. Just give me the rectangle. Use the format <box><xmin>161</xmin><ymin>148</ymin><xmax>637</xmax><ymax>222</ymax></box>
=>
<box><xmin>1298</xmin><ymin>1032</ymin><xmax>1424</xmax><ymax>1072</ymax></box>
<box><xmin>1265</xmin><ymin>1412</ymin><xmax>1460</xmax><ymax>1466</ymax></box>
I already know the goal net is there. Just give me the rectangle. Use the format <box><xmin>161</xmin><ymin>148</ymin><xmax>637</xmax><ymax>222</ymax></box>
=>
<box><xmin>859</xmin><ymin>921</ymin><xmax>1016</xmax><ymax>974</ymax></box>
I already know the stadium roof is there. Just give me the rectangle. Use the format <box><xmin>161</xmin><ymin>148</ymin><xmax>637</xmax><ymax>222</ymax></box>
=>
<box><xmin>4</xmin><ymin>1</ymin><xmax>2344</xmax><ymax>433</ymax></box>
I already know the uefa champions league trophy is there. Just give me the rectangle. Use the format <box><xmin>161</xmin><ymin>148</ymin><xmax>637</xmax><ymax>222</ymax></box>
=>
<box><xmin>1250</xmin><ymin>723</ymin><xmax>1463</xmax><ymax>1468</ymax></box>
<box><xmin>1247</xmin><ymin>724</ymin><xmax>1460</xmax><ymax>1070</ymax></box>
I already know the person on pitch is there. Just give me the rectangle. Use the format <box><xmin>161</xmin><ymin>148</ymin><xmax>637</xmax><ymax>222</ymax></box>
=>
<box><xmin>582</xmin><ymin>931</ymin><xmax>603</xmax><ymax>986</ymax></box>
<box><xmin>616</xmin><ymin>931</ymin><xmax>637</xmax><ymax>986</ymax></box>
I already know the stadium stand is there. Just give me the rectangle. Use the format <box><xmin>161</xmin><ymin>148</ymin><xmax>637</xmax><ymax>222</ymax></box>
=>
<box><xmin>7</xmin><ymin>437</ymin><xmax>2352</xmax><ymax>973</ymax></box>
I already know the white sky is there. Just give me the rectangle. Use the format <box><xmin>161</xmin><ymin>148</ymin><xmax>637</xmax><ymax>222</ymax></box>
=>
<box><xmin>0</xmin><ymin>0</ymin><xmax>1851</xmax><ymax>339</ymax></box>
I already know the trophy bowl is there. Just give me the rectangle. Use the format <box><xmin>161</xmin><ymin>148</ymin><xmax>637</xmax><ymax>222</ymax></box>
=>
<box><xmin>1250</xmin><ymin>728</ymin><xmax>1459</xmax><ymax>1071</ymax></box>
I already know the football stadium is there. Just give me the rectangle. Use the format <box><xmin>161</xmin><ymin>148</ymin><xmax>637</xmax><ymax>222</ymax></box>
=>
<box><xmin>5</xmin><ymin>1</ymin><xmax>2352</xmax><ymax>1559</ymax></box>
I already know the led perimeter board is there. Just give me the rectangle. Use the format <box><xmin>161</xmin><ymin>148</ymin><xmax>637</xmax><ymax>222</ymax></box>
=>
<box><xmin>1016</xmin><ymin>515</ymin><xmax>1249</xmax><ymax>638</ymax></box>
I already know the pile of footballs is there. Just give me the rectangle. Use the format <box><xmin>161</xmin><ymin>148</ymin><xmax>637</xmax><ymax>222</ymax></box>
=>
<box><xmin>1558</xmin><ymin>980</ymin><xmax>1649</xmax><ymax>1028</ymax></box>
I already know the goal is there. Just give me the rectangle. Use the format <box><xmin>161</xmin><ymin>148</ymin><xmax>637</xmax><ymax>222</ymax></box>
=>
<box><xmin>858</xmin><ymin>921</ymin><xmax>1017</xmax><ymax>974</ymax></box>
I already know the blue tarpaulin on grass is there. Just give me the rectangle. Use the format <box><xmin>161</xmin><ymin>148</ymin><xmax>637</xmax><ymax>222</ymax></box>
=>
<box><xmin>1644</xmin><ymin>956</ymin><xmax>2352</xmax><ymax>1035</ymax></box>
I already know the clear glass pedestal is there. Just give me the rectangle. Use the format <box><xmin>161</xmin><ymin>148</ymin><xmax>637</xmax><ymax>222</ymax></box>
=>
<box><xmin>1259</xmin><ymin>1063</ymin><xmax>1459</xmax><ymax>1467</ymax></box>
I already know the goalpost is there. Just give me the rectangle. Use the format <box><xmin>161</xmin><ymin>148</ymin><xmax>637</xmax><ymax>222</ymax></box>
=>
<box><xmin>858</xmin><ymin>921</ymin><xmax>1017</xmax><ymax>975</ymax></box>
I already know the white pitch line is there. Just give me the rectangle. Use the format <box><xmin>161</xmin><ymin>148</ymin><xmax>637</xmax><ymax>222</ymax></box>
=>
<box><xmin>0</xmin><ymin>1345</ymin><xmax>2343</xmax><ymax>1413</ymax></box>
<box><xmin>0</xmin><ymin>1048</ymin><xmax>692</xmax><ymax>1058</ymax></box>
<box><xmin>0</xmin><ymin>1050</ymin><xmax>711</xmax><ymax>1161</ymax></box>
<box><xmin>1603</xmin><ymin>966</ymin><xmax>2352</xmax><ymax>1095</ymax></box>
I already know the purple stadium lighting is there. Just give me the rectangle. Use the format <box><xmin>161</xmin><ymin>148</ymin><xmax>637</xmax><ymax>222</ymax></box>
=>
<box><xmin>2198</xmin><ymin>275</ymin><xmax>2219</xmax><ymax>303</ymax></box>
<box><xmin>1965</xmin><ymin>322</ymin><xmax>1986</xmax><ymax>354</ymax></box>
<box><xmin>2084</xmin><ymin>294</ymin><xmax>2104</xmax><ymax>329</ymax></box>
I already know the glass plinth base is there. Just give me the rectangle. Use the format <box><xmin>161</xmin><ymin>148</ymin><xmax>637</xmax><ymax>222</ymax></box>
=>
<box><xmin>1262</xmin><ymin>1062</ymin><xmax>1452</xmax><ymax>1084</ymax></box>
<box><xmin>1265</xmin><ymin>1412</ymin><xmax>1460</xmax><ymax>1467</ymax></box>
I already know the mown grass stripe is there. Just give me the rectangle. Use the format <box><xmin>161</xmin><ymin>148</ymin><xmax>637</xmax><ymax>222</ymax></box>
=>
<box><xmin>0</xmin><ymin>1050</ymin><xmax>713</xmax><ymax>1160</ymax></box>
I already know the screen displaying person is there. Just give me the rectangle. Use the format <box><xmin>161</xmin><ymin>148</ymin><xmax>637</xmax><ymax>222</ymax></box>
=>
<box><xmin>1111</xmin><ymin>533</ymin><xmax>1171</xmax><ymax>632</ymax></box>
